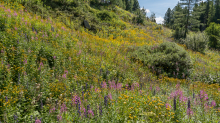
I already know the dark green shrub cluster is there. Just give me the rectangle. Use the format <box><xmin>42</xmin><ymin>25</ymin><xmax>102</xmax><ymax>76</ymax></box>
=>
<box><xmin>173</xmin><ymin>27</ymin><xmax>186</xmax><ymax>39</ymax></box>
<box><xmin>130</xmin><ymin>42</ymin><xmax>192</xmax><ymax>78</ymax></box>
<box><xmin>37</xmin><ymin>46</ymin><xmax>54</xmax><ymax>68</ymax></box>
<box><xmin>205</xmin><ymin>22</ymin><xmax>220</xmax><ymax>50</ymax></box>
<box><xmin>97</xmin><ymin>10</ymin><xmax>117</xmax><ymax>21</ymax></box>
<box><xmin>183</xmin><ymin>32</ymin><xmax>208</xmax><ymax>53</ymax></box>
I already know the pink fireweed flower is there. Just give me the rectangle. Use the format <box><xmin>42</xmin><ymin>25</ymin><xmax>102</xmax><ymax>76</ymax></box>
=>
<box><xmin>156</xmin><ymin>86</ymin><xmax>160</xmax><ymax>92</ymax></box>
<box><xmin>108</xmin><ymin>93</ymin><xmax>113</xmax><ymax>100</ymax></box>
<box><xmin>40</xmin><ymin>62</ymin><xmax>44</xmax><ymax>67</ymax></box>
<box><xmin>116</xmin><ymin>83</ymin><xmax>122</xmax><ymax>90</ymax></box>
<box><xmin>23</xmin><ymin>59</ymin><xmax>27</xmax><ymax>65</ymax></box>
<box><xmin>60</xmin><ymin>103</ymin><xmax>67</xmax><ymax>113</ymax></box>
<box><xmin>139</xmin><ymin>90</ymin><xmax>142</xmax><ymax>94</ymax></box>
<box><xmin>211</xmin><ymin>100</ymin><xmax>216</xmax><ymax>107</ymax></box>
<box><xmin>6</xmin><ymin>9</ymin><xmax>11</xmax><ymax>13</ymax></box>
<box><xmin>95</xmin><ymin>87</ymin><xmax>99</xmax><ymax>92</ymax></box>
<box><xmin>7</xmin><ymin>64</ymin><xmax>10</xmax><ymax>69</ymax></box>
<box><xmin>149</xmin><ymin>86</ymin><xmax>152</xmax><ymax>90</ymax></box>
<box><xmin>88</xmin><ymin>109</ymin><xmax>94</xmax><ymax>117</ymax></box>
<box><xmin>14</xmin><ymin>12</ymin><xmax>17</xmax><ymax>17</ymax></box>
<box><xmin>166</xmin><ymin>103</ymin><xmax>171</xmax><ymax>109</ymax></box>
<box><xmin>199</xmin><ymin>90</ymin><xmax>209</xmax><ymax>102</ymax></box>
<box><xmin>108</xmin><ymin>80</ymin><xmax>116</xmax><ymax>89</ymax></box>
<box><xmin>64</xmin><ymin>70</ymin><xmax>68</xmax><ymax>74</ymax></box>
<box><xmin>23</xmin><ymin>71</ymin><xmax>27</xmax><ymax>76</ymax></box>
<box><xmin>35</xmin><ymin>119</ymin><xmax>41</xmax><ymax>123</ymax></box>
<box><xmin>14</xmin><ymin>27</ymin><xmax>17</xmax><ymax>30</ymax></box>
<box><xmin>61</xmin><ymin>26</ymin><xmax>66</xmax><ymax>31</ymax></box>
<box><xmin>126</xmin><ymin>84</ymin><xmax>129</xmax><ymax>89</ymax></box>
<box><xmin>72</xmin><ymin>95</ymin><xmax>81</xmax><ymax>105</ymax></box>
<box><xmin>187</xmin><ymin>108</ymin><xmax>193</xmax><ymax>116</ymax></box>
<box><xmin>77</xmin><ymin>50</ymin><xmax>82</xmax><ymax>56</ymax></box>
<box><xmin>62</xmin><ymin>74</ymin><xmax>67</xmax><ymax>79</ymax></box>
<box><xmin>82</xmin><ymin>107</ymin><xmax>86</xmax><ymax>117</ymax></box>
<box><xmin>176</xmin><ymin>83</ymin><xmax>180</xmax><ymax>89</ymax></box>
<box><xmin>102</xmin><ymin>81</ymin><xmax>107</xmax><ymax>88</ymax></box>
<box><xmin>57</xmin><ymin>115</ymin><xmax>62</xmax><ymax>121</ymax></box>
<box><xmin>135</xmin><ymin>82</ymin><xmax>139</xmax><ymax>88</ymax></box>
<box><xmin>49</xmin><ymin>107</ymin><xmax>55</xmax><ymax>113</ymax></box>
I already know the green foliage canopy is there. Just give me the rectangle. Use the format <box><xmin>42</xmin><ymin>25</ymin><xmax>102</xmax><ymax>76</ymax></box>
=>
<box><xmin>130</xmin><ymin>42</ymin><xmax>192</xmax><ymax>78</ymax></box>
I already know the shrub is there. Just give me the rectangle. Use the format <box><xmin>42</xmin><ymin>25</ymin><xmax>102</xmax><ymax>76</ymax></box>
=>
<box><xmin>96</xmin><ymin>11</ymin><xmax>117</xmax><ymax>21</ymax></box>
<box><xmin>37</xmin><ymin>46</ymin><xmax>54</xmax><ymax>68</ymax></box>
<box><xmin>183</xmin><ymin>32</ymin><xmax>208</xmax><ymax>53</ymax></box>
<box><xmin>173</xmin><ymin>27</ymin><xmax>186</xmax><ymax>40</ymax></box>
<box><xmin>130</xmin><ymin>42</ymin><xmax>192</xmax><ymax>78</ymax></box>
<box><xmin>205</xmin><ymin>22</ymin><xmax>220</xmax><ymax>50</ymax></box>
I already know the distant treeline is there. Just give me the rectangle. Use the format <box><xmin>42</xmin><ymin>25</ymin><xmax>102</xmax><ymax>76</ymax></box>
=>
<box><xmin>164</xmin><ymin>0</ymin><xmax>220</xmax><ymax>37</ymax></box>
<box><xmin>90</xmin><ymin>0</ymin><xmax>156</xmax><ymax>24</ymax></box>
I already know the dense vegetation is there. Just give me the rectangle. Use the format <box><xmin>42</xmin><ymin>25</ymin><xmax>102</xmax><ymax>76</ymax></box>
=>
<box><xmin>164</xmin><ymin>0</ymin><xmax>220</xmax><ymax>50</ymax></box>
<box><xmin>0</xmin><ymin>0</ymin><xmax>220</xmax><ymax>122</ymax></box>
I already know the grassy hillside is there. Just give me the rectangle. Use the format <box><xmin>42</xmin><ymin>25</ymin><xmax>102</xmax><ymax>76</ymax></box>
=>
<box><xmin>0</xmin><ymin>0</ymin><xmax>220</xmax><ymax>122</ymax></box>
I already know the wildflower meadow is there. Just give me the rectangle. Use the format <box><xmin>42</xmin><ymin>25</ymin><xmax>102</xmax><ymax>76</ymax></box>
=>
<box><xmin>0</xmin><ymin>0</ymin><xmax>220</xmax><ymax>122</ymax></box>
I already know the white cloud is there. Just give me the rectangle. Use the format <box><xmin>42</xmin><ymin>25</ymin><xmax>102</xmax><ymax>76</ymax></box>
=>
<box><xmin>140</xmin><ymin>8</ymin><xmax>150</xmax><ymax>13</ymax></box>
<box><xmin>145</xmin><ymin>9</ymin><xmax>150</xmax><ymax>13</ymax></box>
<box><xmin>155</xmin><ymin>16</ymin><xmax>164</xmax><ymax>24</ymax></box>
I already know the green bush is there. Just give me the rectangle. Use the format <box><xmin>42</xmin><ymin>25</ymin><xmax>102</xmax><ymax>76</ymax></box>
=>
<box><xmin>130</xmin><ymin>42</ymin><xmax>192</xmax><ymax>78</ymax></box>
<box><xmin>37</xmin><ymin>46</ymin><xmax>54</xmax><ymax>68</ymax></box>
<box><xmin>97</xmin><ymin>10</ymin><xmax>117</xmax><ymax>21</ymax></box>
<box><xmin>205</xmin><ymin>22</ymin><xmax>220</xmax><ymax>50</ymax></box>
<box><xmin>173</xmin><ymin>27</ymin><xmax>186</xmax><ymax>40</ymax></box>
<box><xmin>183</xmin><ymin>32</ymin><xmax>208</xmax><ymax>53</ymax></box>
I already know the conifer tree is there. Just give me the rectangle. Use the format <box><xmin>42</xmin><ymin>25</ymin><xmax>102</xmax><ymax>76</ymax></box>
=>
<box><xmin>116</xmin><ymin>0</ymin><xmax>124</xmax><ymax>8</ymax></box>
<box><xmin>164</xmin><ymin>8</ymin><xmax>172</xmax><ymax>27</ymax></box>
<box><xmin>150</xmin><ymin>12</ymin><xmax>156</xmax><ymax>22</ymax></box>
<box><xmin>214</xmin><ymin>0</ymin><xmax>220</xmax><ymax>23</ymax></box>
<box><xmin>132</xmin><ymin>0</ymin><xmax>140</xmax><ymax>12</ymax></box>
<box><xmin>208</xmin><ymin>0</ymin><xmax>215</xmax><ymax>24</ymax></box>
<box><xmin>178</xmin><ymin>0</ymin><xmax>201</xmax><ymax>37</ymax></box>
<box><xmin>122</xmin><ymin>0</ymin><xmax>126</xmax><ymax>9</ymax></box>
<box><xmin>191</xmin><ymin>3</ymin><xmax>205</xmax><ymax>31</ymax></box>
<box><xmin>125</xmin><ymin>0</ymin><xmax>134</xmax><ymax>12</ymax></box>
<box><xmin>204</xmin><ymin>0</ymin><xmax>210</xmax><ymax>27</ymax></box>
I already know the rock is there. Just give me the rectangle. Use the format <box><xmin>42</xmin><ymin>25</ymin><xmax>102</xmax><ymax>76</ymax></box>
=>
<box><xmin>83</xmin><ymin>20</ymin><xmax>91</xmax><ymax>29</ymax></box>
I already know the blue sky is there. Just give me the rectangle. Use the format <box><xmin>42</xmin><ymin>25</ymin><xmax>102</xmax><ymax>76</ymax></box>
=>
<box><xmin>138</xmin><ymin>0</ymin><xmax>179</xmax><ymax>24</ymax></box>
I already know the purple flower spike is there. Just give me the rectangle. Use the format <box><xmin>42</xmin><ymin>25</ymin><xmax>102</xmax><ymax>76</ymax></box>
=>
<box><xmin>174</xmin><ymin>97</ymin><xmax>176</xmax><ymax>111</ymax></box>
<box><xmin>104</xmin><ymin>96</ymin><xmax>108</xmax><ymax>107</ymax></box>
<box><xmin>5</xmin><ymin>96</ymin><xmax>8</xmax><ymax>102</ymax></box>
<box><xmin>188</xmin><ymin>98</ymin><xmax>191</xmax><ymax>109</ymax></box>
